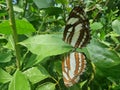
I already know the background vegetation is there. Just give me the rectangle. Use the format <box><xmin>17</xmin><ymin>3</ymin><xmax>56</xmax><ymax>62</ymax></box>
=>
<box><xmin>0</xmin><ymin>0</ymin><xmax>120</xmax><ymax>90</ymax></box>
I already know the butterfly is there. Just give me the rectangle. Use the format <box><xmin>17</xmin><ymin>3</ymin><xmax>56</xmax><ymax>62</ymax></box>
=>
<box><xmin>63</xmin><ymin>6</ymin><xmax>91</xmax><ymax>48</ymax></box>
<box><xmin>62</xmin><ymin>6</ymin><xmax>90</xmax><ymax>87</ymax></box>
<box><xmin>62</xmin><ymin>52</ymin><xmax>86</xmax><ymax>87</ymax></box>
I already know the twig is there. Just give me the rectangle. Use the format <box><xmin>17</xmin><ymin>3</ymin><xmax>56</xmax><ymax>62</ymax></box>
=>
<box><xmin>93</xmin><ymin>0</ymin><xmax>110</xmax><ymax>22</ymax></box>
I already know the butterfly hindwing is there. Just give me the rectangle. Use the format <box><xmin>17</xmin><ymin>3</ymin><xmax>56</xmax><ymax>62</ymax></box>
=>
<box><xmin>63</xmin><ymin>6</ymin><xmax>90</xmax><ymax>48</ymax></box>
<box><xmin>62</xmin><ymin>52</ymin><xmax>86</xmax><ymax>87</ymax></box>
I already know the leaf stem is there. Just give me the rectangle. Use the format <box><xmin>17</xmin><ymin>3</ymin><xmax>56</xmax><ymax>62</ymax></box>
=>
<box><xmin>51</xmin><ymin>76</ymin><xmax>61</xmax><ymax>90</ymax></box>
<box><xmin>6</xmin><ymin>0</ymin><xmax>21</xmax><ymax>69</ymax></box>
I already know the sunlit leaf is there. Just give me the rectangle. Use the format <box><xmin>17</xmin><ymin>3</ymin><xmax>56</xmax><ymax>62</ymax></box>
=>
<box><xmin>0</xmin><ymin>20</ymin><xmax>35</xmax><ymax>34</ymax></box>
<box><xmin>33</xmin><ymin>0</ymin><xmax>53</xmax><ymax>9</ymax></box>
<box><xmin>20</xmin><ymin>34</ymin><xmax>72</xmax><ymax>64</ymax></box>
<box><xmin>90</xmin><ymin>22</ymin><xmax>103</xmax><ymax>31</ymax></box>
<box><xmin>8</xmin><ymin>70</ymin><xmax>30</xmax><ymax>90</ymax></box>
<box><xmin>0</xmin><ymin>68</ymin><xmax>12</xmax><ymax>83</ymax></box>
<box><xmin>112</xmin><ymin>19</ymin><xmax>120</xmax><ymax>35</ymax></box>
<box><xmin>13</xmin><ymin>6</ymin><xmax>24</xmax><ymax>12</ymax></box>
<box><xmin>0</xmin><ymin>51</ymin><xmax>12</xmax><ymax>63</ymax></box>
<box><xmin>36</xmin><ymin>82</ymin><xmax>55</xmax><ymax>90</ymax></box>
<box><xmin>24</xmin><ymin>66</ymin><xmax>50</xmax><ymax>84</ymax></box>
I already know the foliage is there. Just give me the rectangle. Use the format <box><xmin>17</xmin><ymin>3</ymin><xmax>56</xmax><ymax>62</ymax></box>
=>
<box><xmin>0</xmin><ymin>0</ymin><xmax>120</xmax><ymax>90</ymax></box>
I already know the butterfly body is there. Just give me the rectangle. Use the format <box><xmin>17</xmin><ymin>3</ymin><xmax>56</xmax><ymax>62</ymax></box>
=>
<box><xmin>62</xmin><ymin>6</ymin><xmax>91</xmax><ymax>87</ymax></box>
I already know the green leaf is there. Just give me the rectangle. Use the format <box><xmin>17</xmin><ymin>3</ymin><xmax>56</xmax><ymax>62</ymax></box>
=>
<box><xmin>23</xmin><ymin>54</ymin><xmax>37</xmax><ymax>69</ymax></box>
<box><xmin>87</xmin><ymin>38</ymin><xmax>120</xmax><ymax>68</ymax></box>
<box><xmin>44</xmin><ymin>7</ymin><xmax>63</xmax><ymax>16</ymax></box>
<box><xmin>113</xmin><ymin>84</ymin><xmax>120</xmax><ymax>90</ymax></box>
<box><xmin>87</xmin><ymin>38</ymin><xmax>120</xmax><ymax>80</ymax></box>
<box><xmin>13</xmin><ymin>5</ymin><xmax>24</xmax><ymax>12</ymax></box>
<box><xmin>0</xmin><ymin>20</ymin><xmax>35</xmax><ymax>34</ymax></box>
<box><xmin>0</xmin><ymin>68</ymin><xmax>12</xmax><ymax>83</ymax></box>
<box><xmin>0</xmin><ymin>10</ymin><xmax>7</xmax><ymax>17</ymax></box>
<box><xmin>8</xmin><ymin>70</ymin><xmax>30</xmax><ymax>90</ymax></box>
<box><xmin>33</xmin><ymin>0</ymin><xmax>53</xmax><ymax>9</ymax></box>
<box><xmin>68</xmin><ymin>84</ymin><xmax>81</xmax><ymax>90</ymax></box>
<box><xmin>112</xmin><ymin>19</ymin><xmax>120</xmax><ymax>35</ymax></box>
<box><xmin>4</xmin><ymin>35</ymin><xmax>15</xmax><ymax>50</ymax></box>
<box><xmin>90</xmin><ymin>22</ymin><xmax>103</xmax><ymax>31</ymax></box>
<box><xmin>0</xmin><ymin>51</ymin><xmax>12</xmax><ymax>63</ymax></box>
<box><xmin>20</xmin><ymin>34</ymin><xmax>72</xmax><ymax>64</ymax></box>
<box><xmin>53</xmin><ymin>60</ymin><xmax>62</xmax><ymax>76</ymax></box>
<box><xmin>55</xmin><ymin>0</ymin><xmax>68</xmax><ymax>4</ymax></box>
<box><xmin>100</xmin><ymin>64</ymin><xmax>120</xmax><ymax>79</ymax></box>
<box><xmin>36</xmin><ymin>82</ymin><xmax>55</xmax><ymax>90</ymax></box>
<box><xmin>24</xmin><ymin>66</ymin><xmax>50</xmax><ymax>84</ymax></box>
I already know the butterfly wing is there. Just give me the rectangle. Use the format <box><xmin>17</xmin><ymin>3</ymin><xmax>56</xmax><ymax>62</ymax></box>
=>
<box><xmin>63</xmin><ymin>6</ymin><xmax>91</xmax><ymax>48</ymax></box>
<box><xmin>62</xmin><ymin>52</ymin><xmax>86</xmax><ymax>87</ymax></box>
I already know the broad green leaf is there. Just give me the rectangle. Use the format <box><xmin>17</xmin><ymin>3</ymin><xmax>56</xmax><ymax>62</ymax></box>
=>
<box><xmin>8</xmin><ymin>70</ymin><xmax>30</xmax><ymax>90</ymax></box>
<box><xmin>87</xmin><ymin>38</ymin><xmax>120</xmax><ymax>80</ymax></box>
<box><xmin>24</xmin><ymin>66</ymin><xmax>50</xmax><ymax>84</ymax></box>
<box><xmin>33</xmin><ymin>0</ymin><xmax>53</xmax><ymax>9</ymax></box>
<box><xmin>0</xmin><ymin>68</ymin><xmax>12</xmax><ymax>83</ymax></box>
<box><xmin>0</xmin><ymin>51</ymin><xmax>12</xmax><ymax>63</ymax></box>
<box><xmin>112</xmin><ymin>19</ymin><xmax>120</xmax><ymax>35</ymax></box>
<box><xmin>36</xmin><ymin>82</ymin><xmax>55</xmax><ymax>90</ymax></box>
<box><xmin>20</xmin><ymin>34</ymin><xmax>72</xmax><ymax>64</ymax></box>
<box><xmin>0</xmin><ymin>20</ymin><xmax>35</xmax><ymax>34</ymax></box>
<box><xmin>99</xmin><ymin>64</ymin><xmax>120</xmax><ymax>79</ymax></box>
<box><xmin>90</xmin><ymin>22</ymin><xmax>103</xmax><ymax>31</ymax></box>
<box><xmin>87</xmin><ymin>38</ymin><xmax>120</xmax><ymax>68</ymax></box>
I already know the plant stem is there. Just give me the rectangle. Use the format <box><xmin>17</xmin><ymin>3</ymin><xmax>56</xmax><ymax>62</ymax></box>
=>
<box><xmin>22</xmin><ymin>0</ymin><xmax>28</xmax><ymax>17</ymax></box>
<box><xmin>6</xmin><ymin>0</ymin><xmax>21</xmax><ymax>69</ymax></box>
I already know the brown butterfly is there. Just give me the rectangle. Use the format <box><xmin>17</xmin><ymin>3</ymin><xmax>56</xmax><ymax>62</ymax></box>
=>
<box><xmin>63</xmin><ymin>6</ymin><xmax>91</xmax><ymax>48</ymax></box>
<box><xmin>62</xmin><ymin>52</ymin><xmax>86</xmax><ymax>87</ymax></box>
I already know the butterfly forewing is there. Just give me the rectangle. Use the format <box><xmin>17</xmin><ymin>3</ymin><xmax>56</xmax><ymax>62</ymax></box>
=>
<box><xmin>63</xmin><ymin>6</ymin><xmax>90</xmax><ymax>48</ymax></box>
<box><xmin>62</xmin><ymin>52</ymin><xmax>86</xmax><ymax>87</ymax></box>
